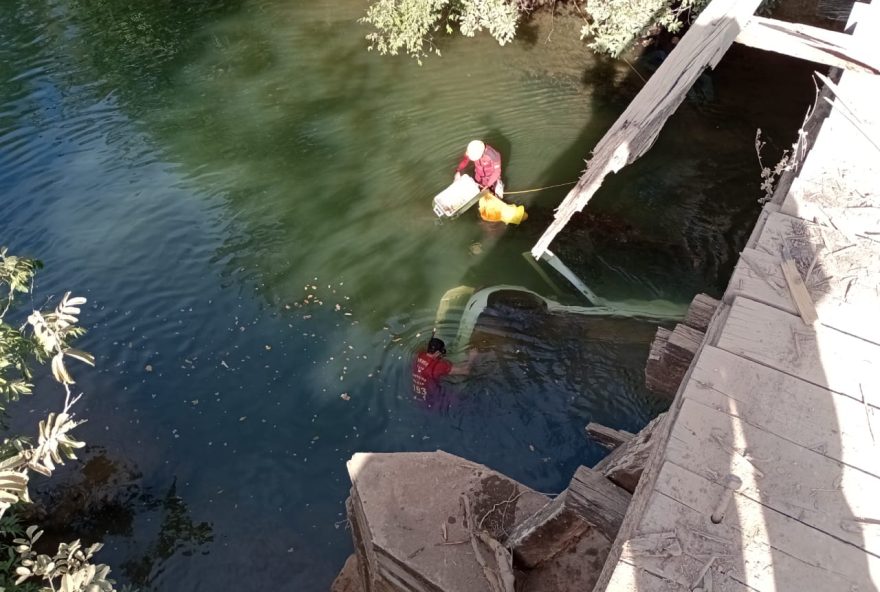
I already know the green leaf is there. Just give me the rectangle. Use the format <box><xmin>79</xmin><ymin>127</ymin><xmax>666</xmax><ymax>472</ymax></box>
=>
<box><xmin>63</xmin><ymin>348</ymin><xmax>95</xmax><ymax>366</ymax></box>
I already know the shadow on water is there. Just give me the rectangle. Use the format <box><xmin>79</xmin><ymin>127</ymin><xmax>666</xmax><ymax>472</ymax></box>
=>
<box><xmin>24</xmin><ymin>450</ymin><xmax>213</xmax><ymax>589</ymax></box>
<box><xmin>479</xmin><ymin>127</ymin><xmax>514</xmax><ymax>168</ymax></box>
<box><xmin>524</xmin><ymin>44</ymin><xmax>821</xmax><ymax>304</ymax></box>
<box><xmin>515</xmin><ymin>16</ymin><xmax>542</xmax><ymax>48</ymax></box>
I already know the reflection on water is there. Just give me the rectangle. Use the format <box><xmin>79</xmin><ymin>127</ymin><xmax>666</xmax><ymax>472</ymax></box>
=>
<box><xmin>26</xmin><ymin>451</ymin><xmax>213</xmax><ymax>588</ymax></box>
<box><xmin>0</xmin><ymin>0</ymin><xmax>817</xmax><ymax>588</ymax></box>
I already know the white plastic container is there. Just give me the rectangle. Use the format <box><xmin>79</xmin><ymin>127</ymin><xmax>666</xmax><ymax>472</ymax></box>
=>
<box><xmin>432</xmin><ymin>174</ymin><xmax>482</xmax><ymax>218</ymax></box>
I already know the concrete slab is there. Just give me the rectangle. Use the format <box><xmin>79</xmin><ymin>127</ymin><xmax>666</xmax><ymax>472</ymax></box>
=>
<box><xmin>347</xmin><ymin>450</ymin><xmax>549</xmax><ymax>592</ymax></box>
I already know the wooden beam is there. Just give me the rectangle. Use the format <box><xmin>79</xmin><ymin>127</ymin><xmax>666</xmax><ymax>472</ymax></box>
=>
<box><xmin>735</xmin><ymin>16</ymin><xmax>880</xmax><ymax>74</ymax></box>
<box><xmin>586</xmin><ymin>422</ymin><xmax>634</xmax><ymax>450</ymax></box>
<box><xmin>505</xmin><ymin>492</ymin><xmax>589</xmax><ymax>569</ymax></box>
<box><xmin>567</xmin><ymin>466</ymin><xmax>631</xmax><ymax>541</ymax></box>
<box><xmin>645</xmin><ymin>323</ymin><xmax>703</xmax><ymax>400</ymax></box>
<box><xmin>507</xmin><ymin>465</ymin><xmax>631</xmax><ymax>567</ymax></box>
<box><xmin>530</xmin><ymin>0</ymin><xmax>763</xmax><ymax>259</ymax></box>
<box><xmin>682</xmin><ymin>293</ymin><xmax>720</xmax><ymax>332</ymax></box>
<box><xmin>594</xmin><ymin>413</ymin><xmax>667</xmax><ymax>493</ymax></box>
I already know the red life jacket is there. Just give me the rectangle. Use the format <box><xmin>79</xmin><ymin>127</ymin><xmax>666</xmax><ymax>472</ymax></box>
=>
<box><xmin>412</xmin><ymin>352</ymin><xmax>452</xmax><ymax>399</ymax></box>
<box><xmin>473</xmin><ymin>145</ymin><xmax>502</xmax><ymax>188</ymax></box>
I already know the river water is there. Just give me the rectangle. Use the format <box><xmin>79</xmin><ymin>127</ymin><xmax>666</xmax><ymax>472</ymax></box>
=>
<box><xmin>0</xmin><ymin>0</ymin><xmax>817</xmax><ymax>589</ymax></box>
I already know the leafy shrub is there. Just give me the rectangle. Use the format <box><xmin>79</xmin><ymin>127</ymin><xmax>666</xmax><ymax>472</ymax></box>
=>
<box><xmin>580</xmin><ymin>0</ymin><xmax>710</xmax><ymax>57</ymax></box>
<box><xmin>0</xmin><ymin>247</ymin><xmax>125</xmax><ymax>592</ymax></box>
<box><xmin>361</xmin><ymin>0</ymin><xmax>519</xmax><ymax>63</ymax></box>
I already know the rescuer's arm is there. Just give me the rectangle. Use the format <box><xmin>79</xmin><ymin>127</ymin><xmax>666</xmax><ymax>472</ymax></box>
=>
<box><xmin>454</xmin><ymin>155</ymin><xmax>470</xmax><ymax>180</ymax></box>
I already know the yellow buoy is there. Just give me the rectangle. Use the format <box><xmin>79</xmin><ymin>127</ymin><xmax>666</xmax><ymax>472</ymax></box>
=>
<box><xmin>478</xmin><ymin>193</ymin><xmax>527</xmax><ymax>225</ymax></box>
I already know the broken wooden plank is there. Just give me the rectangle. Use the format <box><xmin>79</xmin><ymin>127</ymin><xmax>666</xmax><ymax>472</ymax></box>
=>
<box><xmin>776</xmin><ymin>2</ymin><xmax>880</xmax><ymax>229</ymax></box>
<box><xmin>504</xmin><ymin>491</ymin><xmax>589</xmax><ymax>569</ymax></box>
<box><xmin>594</xmin><ymin>413</ymin><xmax>667</xmax><ymax>493</ymax></box>
<box><xmin>730</xmin><ymin>213</ymin><xmax>880</xmax><ymax>343</ymax></box>
<box><xmin>683</xmin><ymin>293</ymin><xmax>720</xmax><ymax>332</ymax></box>
<box><xmin>735</xmin><ymin>16</ymin><xmax>880</xmax><ymax>73</ymax></box>
<box><xmin>715</xmin><ymin>297</ymin><xmax>880</xmax><ymax>406</ymax></box>
<box><xmin>530</xmin><ymin>0</ymin><xmax>764</xmax><ymax>258</ymax></box>
<box><xmin>780</xmin><ymin>258</ymin><xmax>819</xmax><ymax>324</ymax></box>
<box><xmin>567</xmin><ymin>466</ymin><xmax>631</xmax><ymax>542</ymax></box>
<box><xmin>668</xmin><ymin>397</ymin><xmax>880</xmax><ymax>554</ymax></box>
<box><xmin>508</xmin><ymin>464</ymin><xmax>634</xmax><ymax>568</ymax></box>
<box><xmin>645</xmin><ymin>324</ymin><xmax>704</xmax><ymax>400</ymax></box>
<box><xmin>586</xmin><ymin>422</ymin><xmax>634</xmax><ymax>450</ymax></box>
<box><xmin>667</xmin><ymin>324</ymin><xmax>703</xmax><ymax>358</ymax></box>
<box><xmin>644</xmin><ymin>327</ymin><xmax>676</xmax><ymax>397</ymax></box>
<box><xmin>685</xmin><ymin>345</ymin><xmax>880</xmax><ymax>477</ymax></box>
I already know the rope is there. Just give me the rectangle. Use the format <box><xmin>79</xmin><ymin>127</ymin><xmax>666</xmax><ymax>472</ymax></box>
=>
<box><xmin>504</xmin><ymin>180</ymin><xmax>577</xmax><ymax>195</ymax></box>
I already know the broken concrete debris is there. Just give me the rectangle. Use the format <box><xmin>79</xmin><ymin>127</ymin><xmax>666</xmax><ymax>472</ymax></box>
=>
<box><xmin>338</xmin><ymin>450</ymin><xmax>634</xmax><ymax>592</ymax></box>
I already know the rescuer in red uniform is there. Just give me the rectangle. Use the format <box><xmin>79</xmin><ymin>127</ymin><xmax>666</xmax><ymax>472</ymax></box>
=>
<box><xmin>455</xmin><ymin>140</ymin><xmax>503</xmax><ymax>197</ymax></box>
<box><xmin>412</xmin><ymin>337</ymin><xmax>474</xmax><ymax>410</ymax></box>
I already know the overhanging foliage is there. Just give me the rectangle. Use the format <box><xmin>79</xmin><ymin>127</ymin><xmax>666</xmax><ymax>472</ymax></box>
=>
<box><xmin>361</xmin><ymin>0</ymin><xmax>519</xmax><ymax>63</ymax></box>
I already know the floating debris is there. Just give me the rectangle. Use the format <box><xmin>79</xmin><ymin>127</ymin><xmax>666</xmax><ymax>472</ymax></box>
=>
<box><xmin>340</xmin><ymin>393</ymin><xmax>351</xmax><ymax>401</ymax></box>
<box><xmin>145</xmin><ymin>364</ymin><xmax>153</xmax><ymax>372</ymax></box>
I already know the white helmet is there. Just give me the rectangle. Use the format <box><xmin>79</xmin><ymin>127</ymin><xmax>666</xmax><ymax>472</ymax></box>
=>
<box><xmin>466</xmin><ymin>140</ymin><xmax>485</xmax><ymax>160</ymax></box>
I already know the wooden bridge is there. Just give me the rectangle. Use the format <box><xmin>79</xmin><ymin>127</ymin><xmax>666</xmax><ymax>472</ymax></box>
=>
<box><xmin>577</xmin><ymin>1</ymin><xmax>880</xmax><ymax>590</ymax></box>
<box><xmin>333</xmin><ymin>2</ymin><xmax>880</xmax><ymax>591</ymax></box>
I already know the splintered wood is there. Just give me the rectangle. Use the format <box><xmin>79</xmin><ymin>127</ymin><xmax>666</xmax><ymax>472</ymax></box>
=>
<box><xmin>530</xmin><ymin>0</ymin><xmax>764</xmax><ymax>258</ymax></box>
<box><xmin>645</xmin><ymin>294</ymin><xmax>719</xmax><ymax>399</ymax></box>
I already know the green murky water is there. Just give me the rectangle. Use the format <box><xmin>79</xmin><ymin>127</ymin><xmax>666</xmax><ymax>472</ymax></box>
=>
<box><xmin>0</xmin><ymin>0</ymin><xmax>816</xmax><ymax>588</ymax></box>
